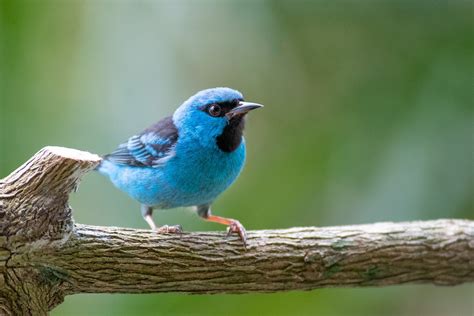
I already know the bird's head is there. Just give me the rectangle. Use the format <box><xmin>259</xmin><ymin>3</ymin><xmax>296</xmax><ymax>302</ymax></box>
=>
<box><xmin>173</xmin><ymin>87</ymin><xmax>263</xmax><ymax>152</ymax></box>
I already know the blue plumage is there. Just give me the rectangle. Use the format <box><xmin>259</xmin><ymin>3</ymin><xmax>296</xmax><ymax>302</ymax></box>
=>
<box><xmin>97</xmin><ymin>87</ymin><xmax>263</xmax><ymax>244</ymax></box>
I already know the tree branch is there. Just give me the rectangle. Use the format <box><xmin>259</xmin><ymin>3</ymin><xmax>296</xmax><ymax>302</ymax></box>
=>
<box><xmin>0</xmin><ymin>147</ymin><xmax>473</xmax><ymax>314</ymax></box>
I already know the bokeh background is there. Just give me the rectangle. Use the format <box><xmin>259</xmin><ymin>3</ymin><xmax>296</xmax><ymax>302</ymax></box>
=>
<box><xmin>1</xmin><ymin>1</ymin><xmax>473</xmax><ymax>315</ymax></box>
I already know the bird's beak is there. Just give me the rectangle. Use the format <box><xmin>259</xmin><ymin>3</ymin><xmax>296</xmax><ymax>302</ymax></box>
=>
<box><xmin>225</xmin><ymin>101</ymin><xmax>264</xmax><ymax>120</ymax></box>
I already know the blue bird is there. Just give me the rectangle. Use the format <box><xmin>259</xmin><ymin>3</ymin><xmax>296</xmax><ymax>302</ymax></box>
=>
<box><xmin>97</xmin><ymin>87</ymin><xmax>263</xmax><ymax>244</ymax></box>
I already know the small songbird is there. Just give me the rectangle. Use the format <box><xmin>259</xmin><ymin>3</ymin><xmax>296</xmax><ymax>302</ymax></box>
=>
<box><xmin>97</xmin><ymin>87</ymin><xmax>263</xmax><ymax>244</ymax></box>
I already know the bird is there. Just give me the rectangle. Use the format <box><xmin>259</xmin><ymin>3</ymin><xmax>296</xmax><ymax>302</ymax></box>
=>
<box><xmin>97</xmin><ymin>87</ymin><xmax>263</xmax><ymax>245</ymax></box>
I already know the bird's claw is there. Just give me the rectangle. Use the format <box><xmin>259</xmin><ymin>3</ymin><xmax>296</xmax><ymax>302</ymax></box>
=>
<box><xmin>154</xmin><ymin>224</ymin><xmax>183</xmax><ymax>234</ymax></box>
<box><xmin>226</xmin><ymin>220</ymin><xmax>247</xmax><ymax>247</ymax></box>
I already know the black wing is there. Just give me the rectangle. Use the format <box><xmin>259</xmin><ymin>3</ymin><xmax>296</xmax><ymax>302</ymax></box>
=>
<box><xmin>104</xmin><ymin>116</ymin><xmax>179</xmax><ymax>167</ymax></box>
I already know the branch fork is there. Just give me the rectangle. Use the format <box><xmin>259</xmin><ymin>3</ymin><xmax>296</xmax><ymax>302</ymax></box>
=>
<box><xmin>0</xmin><ymin>147</ymin><xmax>472</xmax><ymax>315</ymax></box>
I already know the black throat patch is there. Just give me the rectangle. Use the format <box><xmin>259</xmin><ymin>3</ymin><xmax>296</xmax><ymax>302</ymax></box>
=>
<box><xmin>216</xmin><ymin>117</ymin><xmax>245</xmax><ymax>153</ymax></box>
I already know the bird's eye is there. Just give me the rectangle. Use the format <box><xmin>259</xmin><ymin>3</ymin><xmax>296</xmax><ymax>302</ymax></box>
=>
<box><xmin>208</xmin><ymin>104</ymin><xmax>222</xmax><ymax>117</ymax></box>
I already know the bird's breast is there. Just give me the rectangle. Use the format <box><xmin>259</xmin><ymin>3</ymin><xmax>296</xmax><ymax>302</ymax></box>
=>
<box><xmin>164</xmin><ymin>139</ymin><xmax>246</xmax><ymax>206</ymax></box>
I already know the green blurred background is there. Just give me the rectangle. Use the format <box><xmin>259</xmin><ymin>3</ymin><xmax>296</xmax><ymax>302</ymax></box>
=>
<box><xmin>1</xmin><ymin>0</ymin><xmax>473</xmax><ymax>315</ymax></box>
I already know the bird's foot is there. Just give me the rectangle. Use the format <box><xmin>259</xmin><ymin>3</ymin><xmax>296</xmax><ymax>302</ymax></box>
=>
<box><xmin>154</xmin><ymin>224</ymin><xmax>183</xmax><ymax>234</ymax></box>
<box><xmin>226</xmin><ymin>220</ymin><xmax>247</xmax><ymax>247</ymax></box>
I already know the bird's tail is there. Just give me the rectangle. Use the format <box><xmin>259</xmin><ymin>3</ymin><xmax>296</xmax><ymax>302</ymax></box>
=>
<box><xmin>94</xmin><ymin>156</ymin><xmax>104</xmax><ymax>171</ymax></box>
<box><xmin>95</xmin><ymin>158</ymin><xmax>116</xmax><ymax>177</ymax></box>
<box><xmin>94</xmin><ymin>157</ymin><xmax>106</xmax><ymax>172</ymax></box>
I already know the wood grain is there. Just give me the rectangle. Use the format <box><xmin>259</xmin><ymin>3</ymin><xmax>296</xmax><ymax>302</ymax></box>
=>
<box><xmin>0</xmin><ymin>147</ymin><xmax>472</xmax><ymax>315</ymax></box>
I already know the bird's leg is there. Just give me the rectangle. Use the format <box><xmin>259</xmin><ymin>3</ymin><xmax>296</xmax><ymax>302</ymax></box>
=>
<box><xmin>196</xmin><ymin>205</ymin><xmax>247</xmax><ymax>245</ymax></box>
<box><xmin>141</xmin><ymin>204</ymin><xmax>182</xmax><ymax>234</ymax></box>
<box><xmin>141</xmin><ymin>204</ymin><xmax>157</xmax><ymax>230</ymax></box>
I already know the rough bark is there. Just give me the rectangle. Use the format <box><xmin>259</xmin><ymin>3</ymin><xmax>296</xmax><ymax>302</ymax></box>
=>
<box><xmin>0</xmin><ymin>147</ymin><xmax>100</xmax><ymax>315</ymax></box>
<box><xmin>0</xmin><ymin>147</ymin><xmax>473</xmax><ymax>315</ymax></box>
